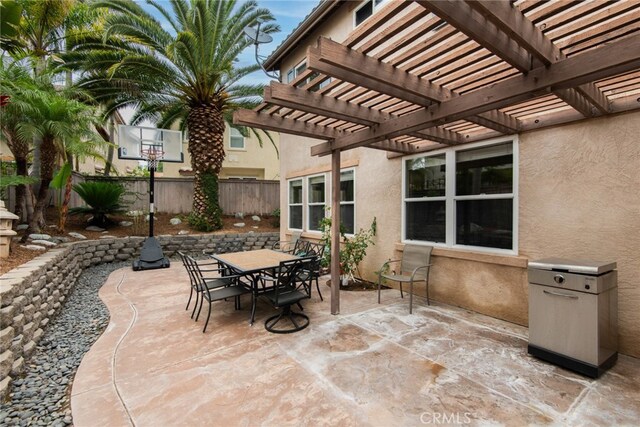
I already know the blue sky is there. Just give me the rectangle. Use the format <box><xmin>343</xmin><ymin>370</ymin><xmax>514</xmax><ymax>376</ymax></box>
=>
<box><xmin>141</xmin><ymin>0</ymin><xmax>320</xmax><ymax>86</ymax></box>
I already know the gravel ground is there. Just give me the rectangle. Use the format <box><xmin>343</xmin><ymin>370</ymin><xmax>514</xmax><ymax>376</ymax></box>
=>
<box><xmin>0</xmin><ymin>262</ymin><xmax>129</xmax><ymax>427</ymax></box>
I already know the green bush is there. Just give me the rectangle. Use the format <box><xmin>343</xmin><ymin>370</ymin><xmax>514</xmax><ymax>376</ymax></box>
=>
<box><xmin>69</xmin><ymin>181</ymin><xmax>128</xmax><ymax>227</ymax></box>
<box><xmin>320</xmin><ymin>209</ymin><xmax>377</xmax><ymax>281</ymax></box>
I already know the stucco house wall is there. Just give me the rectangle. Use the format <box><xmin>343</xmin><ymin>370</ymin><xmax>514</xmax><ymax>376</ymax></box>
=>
<box><xmin>278</xmin><ymin>107</ymin><xmax>640</xmax><ymax>359</ymax></box>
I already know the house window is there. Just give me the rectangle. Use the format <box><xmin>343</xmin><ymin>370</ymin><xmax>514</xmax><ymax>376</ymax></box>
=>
<box><xmin>307</xmin><ymin>174</ymin><xmax>326</xmax><ymax>232</ymax></box>
<box><xmin>354</xmin><ymin>0</ymin><xmax>387</xmax><ymax>27</ymax></box>
<box><xmin>288</xmin><ymin>179</ymin><xmax>303</xmax><ymax>230</ymax></box>
<box><xmin>340</xmin><ymin>170</ymin><xmax>355</xmax><ymax>234</ymax></box>
<box><xmin>403</xmin><ymin>140</ymin><xmax>517</xmax><ymax>253</ymax></box>
<box><xmin>286</xmin><ymin>60</ymin><xmax>308</xmax><ymax>83</ymax></box>
<box><xmin>229</xmin><ymin>128</ymin><xmax>245</xmax><ymax>150</ymax></box>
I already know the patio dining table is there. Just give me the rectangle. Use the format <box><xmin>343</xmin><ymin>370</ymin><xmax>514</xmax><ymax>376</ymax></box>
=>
<box><xmin>211</xmin><ymin>249</ymin><xmax>300</xmax><ymax>325</ymax></box>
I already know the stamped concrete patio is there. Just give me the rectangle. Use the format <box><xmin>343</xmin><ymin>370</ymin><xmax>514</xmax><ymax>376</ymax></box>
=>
<box><xmin>71</xmin><ymin>264</ymin><xmax>640</xmax><ymax>426</ymax></box>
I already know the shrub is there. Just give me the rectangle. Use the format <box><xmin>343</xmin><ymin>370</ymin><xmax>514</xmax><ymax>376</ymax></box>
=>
<box><xmin>320</xmin><ymin>209</ymin><xmax>377</xmax><ymax>282</ymax></box>
<box><xmin>69</xmin><ymin>181</ymin><xmax>128</xmax><ymax>227</ymax></box>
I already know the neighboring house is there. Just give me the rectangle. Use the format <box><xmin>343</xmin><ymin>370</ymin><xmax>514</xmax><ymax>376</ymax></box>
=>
<box><xmin>235</xmin><ymin>0</ymin><xmax>640</xmax><ymax>358</ymax></box>
<box><xmin>80</xmin><ymin>122</ymin><xmax>280</xmax><ymax>180</ymax></box>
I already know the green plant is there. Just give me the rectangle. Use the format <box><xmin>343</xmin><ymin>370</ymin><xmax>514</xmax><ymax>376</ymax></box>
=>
<box><xmin>188</xmin><ymin>212</ymin><xmax>216</xmax><ymax>232</ymax></box>
<box><xmin>69</xmin><ymin>181</ymin><xmax>127</xmax><ymax>227</ymax></box>
<box><xmin>188</xmin><ymin>173</ymin><xmax>223</xmax><ymax>231</ymax></box>
<box><xmin>270</xmin><ymin>207</ymin><xmax>280</xmax><ymax>227</ymax></box>
<box><xmin>320</xmin><ymin>209</ymin><xmax>377</xmax><ymax>283</ymax></box>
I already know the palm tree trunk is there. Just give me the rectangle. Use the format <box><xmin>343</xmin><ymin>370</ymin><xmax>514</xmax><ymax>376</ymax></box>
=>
<box><xmin>23</xmin><ymin>136</ymin><xmax>56</xmax><ymax>240</ymax></box>
<box><xmin>14</xmin><ymin>157</ymin><xmax>29</xmax><ymax>222</ymax></box>
<box><xmin>58</xmin><ymin>173</ymin><xmax>73</xmax><ymax>232</ymax></box>
<box><xmin>186</xmin><ymin>103</ymin><xmax>225</xmax><ymax>230</ymax></box>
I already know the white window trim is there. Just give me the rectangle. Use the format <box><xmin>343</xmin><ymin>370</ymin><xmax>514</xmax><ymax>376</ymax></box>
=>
<box><xmin>401</xmin><ymin>136</ymin><xmax>519</xmax><ymax>256</ymax></box>
<box><xmin>228</xmin><ymin>128</ymin><xmax>245</xmax><ymax>151</ymax></box>
<box><xmin>339</xmin><ymin>168</ymin><xmax>356</xmax><ymax>235</ymax></box>
<box><xmin>353</xmin><ymin>0</ymin><xmax>387</xmax><ymax>28</ymax></box>
<box><xmin>288</xmin><ymin>178</ymin><xmax>303</xmax><ymax>231</ymax></box>
<box><xmin>306</xmin><ymin>173</ymin><xmax>327</xmax><ymax>233</ymax></box>
<box><xmin>286</xmin><ymin>58</ymin><xmax>307</xmax><ymax>84</ymax></box>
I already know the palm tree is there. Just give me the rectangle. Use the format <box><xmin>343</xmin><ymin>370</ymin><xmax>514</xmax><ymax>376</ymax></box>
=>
<box><xmin>67</xmin><ymin>0</ymin><xmax>279</xmax><ymax>230</ymax></box>
<box><xmin>2</xmin><ymin>70</ymin><xmax>103</xmax><ymax>236</ymax></box>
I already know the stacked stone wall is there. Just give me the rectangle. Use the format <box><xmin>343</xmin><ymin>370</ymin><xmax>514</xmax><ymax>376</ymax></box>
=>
<box><xmin>0</xmin><ymin>232</ymin><xmax>279</xmax><ymax>397</ymax></box>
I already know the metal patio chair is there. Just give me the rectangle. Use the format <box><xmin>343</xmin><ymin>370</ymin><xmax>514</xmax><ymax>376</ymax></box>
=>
<box><xmin>377</xmin><ymin>245</ymin><xmax>433</xmax><ymax>314</ymax></box>
<box><xmin>178</xmin><ymin>251</ymin><xmax>250</xmax><ymax>332</ymax></box>
<box><xmin>300</xmin><ymin>242</ymin><xmax>326</xmax><ymax>301</ymax></box>
<box><xmin>259</xmin><ymin>256</ymin><xmax>315</xmax><ymax>333</ymax></box>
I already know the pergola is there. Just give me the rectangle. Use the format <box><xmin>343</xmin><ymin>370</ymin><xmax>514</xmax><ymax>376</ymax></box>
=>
<box><xmin>234</xmin><ymin>0</ymin><xmax>640</xmax><ymax>314</ymax></box>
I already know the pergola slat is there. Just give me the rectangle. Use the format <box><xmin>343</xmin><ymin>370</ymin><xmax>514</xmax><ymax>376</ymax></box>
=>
<box><xmin>311</xmin><ymin>32</ymin><xmax>640</xmax><ymax>156</ymax></box>
<box><xmin>310</xmin><ymin>37</ymin><xmax>520</xmax><ymax>133</ymax></box>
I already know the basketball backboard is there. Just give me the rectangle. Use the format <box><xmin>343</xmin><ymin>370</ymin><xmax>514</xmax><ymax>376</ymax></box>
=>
<box><xmin>118</xmin><ymin>125</ymin><xmax>183</xmax><ymax>163</ymax></box>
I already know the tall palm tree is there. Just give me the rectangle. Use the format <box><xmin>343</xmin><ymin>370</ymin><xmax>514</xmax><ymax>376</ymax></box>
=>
<box><xmin>67</xmin><ymin>0</ymin><xmax>279</xmax><ymax>230</ymax></box>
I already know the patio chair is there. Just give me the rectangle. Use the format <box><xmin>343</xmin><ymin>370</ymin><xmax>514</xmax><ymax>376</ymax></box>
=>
<box><xmin>259</xmin><ymin>256</ymin><xmax>315</xmax><ymax>333</ymax></box>
<box><xmin>272</xmin><ymin>232</ymin><xmax>304</xmax><ymax>254</ymax></box>
<box><xmin>377</xmin><ymin>245</ymin><xmax>433</xmax><ymax>314</ymax></box>
<box><xmin>178</xmin><ymin>251</ymin><xmax>250</xmax><ymax>332</ymax></box>
<box><xmin>178</xmin><ymin>251</ymin><xmax>226</xmax><ymax>317</ymax></box>
<box><xmin>301</xmin><ymin>242</ymin><xmax>326</xmax><ymax>301</ymax></box>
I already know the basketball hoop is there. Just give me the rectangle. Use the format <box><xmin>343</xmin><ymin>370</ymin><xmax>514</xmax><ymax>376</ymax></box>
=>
<box><xmin>141</xmin><ymin>146</ymin><xmax>165</xmax><ymax>170</ymax></box>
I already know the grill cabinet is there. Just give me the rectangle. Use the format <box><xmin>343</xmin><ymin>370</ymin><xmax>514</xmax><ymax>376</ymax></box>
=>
<box><xmin>528</xmin><ymin>258</ymin><xmax>618</xmax><ymax>378</ymax></box>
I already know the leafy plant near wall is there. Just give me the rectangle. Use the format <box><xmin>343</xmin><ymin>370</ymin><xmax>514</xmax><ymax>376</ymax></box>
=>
<box><xmin>320</xmin><ymin>209</ymin><xmax>377</xmax><ymax>284</ymax></box>
<box><xmin>69</xmin><ymin>181</ymin><xmax>128</xmax><ymax>227</ymax></box>
<box><xmin>270</xmin><ymin>207</ymin><xmax>280</xmax><ymax>228</ymax></box>
<box><xmin>188</xmin><ymin>173</ymin><xmax>222</xmax><ymax>231</ymax></box>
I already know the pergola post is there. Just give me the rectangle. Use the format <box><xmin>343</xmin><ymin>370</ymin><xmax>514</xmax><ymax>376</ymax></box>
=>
<box><xmin>330</xmin><ymin>148</ymin><xmax>341</xmax><ymax>315</ymax></box>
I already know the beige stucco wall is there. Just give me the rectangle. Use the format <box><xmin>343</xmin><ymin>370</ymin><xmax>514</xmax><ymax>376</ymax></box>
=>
<box><xmin>279</xmin><ymin>110</ymin><xmax>640</xmax><ymax>357</ymax></box>
<box><xmin>519</xmin><ymin>111</ymin><xmax>640</xmax><ymax>357</ymax></box>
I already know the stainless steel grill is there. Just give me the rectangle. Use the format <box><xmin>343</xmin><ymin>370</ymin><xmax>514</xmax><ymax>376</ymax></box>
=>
<box><xmin>528</xmin><ymin>258</ymin><xmax>618</xmax><ymax>378</ymax></box>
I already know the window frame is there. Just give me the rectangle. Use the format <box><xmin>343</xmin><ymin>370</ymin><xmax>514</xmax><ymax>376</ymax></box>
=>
<box><xmin>306</xmin><ymin>173</ymin><xmax>327</xmax><ymax>233</ymax></box>
<box><xmin>353</xmin><ymin>0</ymin><xmax>387</xmax><ymax>28</ymax></box>
<box><xmin>228</xmin><ymin>127</ymin><xmax>245</xmax><ymax>151</ymax></box>
<box><xmin>287</xmin><ymin>178</ymin><xmax>303</xmax><ymax>231</ymax></box>
<box><xmin>401</xmin><ymin>137</ymin><xmax>519</xmax><ymax>255</ymax></box>
<box><xmin>286</xmin><ymin>58</ymin><xmax>308</xmax><ymax>84</ymax></box>
<box><xmin>339</xmin><ymin>168</ymin><xmax>356</xmax><ymax>235</ymax></box>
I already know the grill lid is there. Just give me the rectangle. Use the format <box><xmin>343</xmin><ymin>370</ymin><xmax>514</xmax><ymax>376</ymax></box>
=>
<box><xmin>528</xmin><ymin>258</ymin><xmax>616</xmax><ymax>275</ymax></box>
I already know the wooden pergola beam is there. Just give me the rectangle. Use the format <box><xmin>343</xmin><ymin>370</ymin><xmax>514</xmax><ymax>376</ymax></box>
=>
<box><xmin>234</xmin><ymin>110</ymin><xmax>416</xmax><ymax>155</ymax></box>
<box><xmin>266</xmin><ymin>82</ymin><xmax>464</xmax><ymax>145</ymax></box>
<box><xmin>311</xmin><ymin>33</ymin><xmax>640</xmax><ymax>155</ymax></box>
<box><xmin>233</xmin><ymin>109</ymin><xmax>339</xmax><ymax>140</ymax></box>
<box><xmin>309</xmin><ymin>37</ymin><xmax>520</xmax><ymax>133</ymax></box>
<box><xmin>416</xmin><ymin>0</ymin><xmax>536</xmax><ymax>72</ymax></box>
<box><xmin>460</xmin><ymin>0</ymin><xmax>610</xmax><ymax>115</ymax></box>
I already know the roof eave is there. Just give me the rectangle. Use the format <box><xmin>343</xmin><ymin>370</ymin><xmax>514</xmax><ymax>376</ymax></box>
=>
<box><xmin>263</xmin><ymin>0</ymin><xmax>343</xmax><ymax>71</ymax></box>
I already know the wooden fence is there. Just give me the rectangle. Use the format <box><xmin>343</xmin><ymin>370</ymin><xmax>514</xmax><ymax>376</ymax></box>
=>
<box><xmin>59</xmin><ymin>173</ymin><xmax>279</xmax><ymax>215</ymax></box>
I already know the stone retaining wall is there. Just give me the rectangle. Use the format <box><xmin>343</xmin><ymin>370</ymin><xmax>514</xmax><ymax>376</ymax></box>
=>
<box><xmin>0</xmin><ymin>232</ymin><xmax>279</xmax><ymax>397</ymax></box>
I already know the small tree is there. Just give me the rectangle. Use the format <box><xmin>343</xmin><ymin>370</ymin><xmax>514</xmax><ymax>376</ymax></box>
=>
<box><xmin>320</xmin><ymin>209</ymin><xmax>377</xmax><ymax>284</ymax></box>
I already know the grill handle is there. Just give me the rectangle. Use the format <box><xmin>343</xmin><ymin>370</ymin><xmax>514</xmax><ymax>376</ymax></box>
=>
<box><xmin>543</xmin><ymin>290</ymin><xmax>579</xmax><ymax>299</ymax></box>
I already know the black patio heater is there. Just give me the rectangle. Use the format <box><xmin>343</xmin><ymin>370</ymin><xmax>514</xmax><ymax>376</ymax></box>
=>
<box><xmin>132</xmin><ymin>145</ymin><xmax>170</xmax><ymax>271</ymax></box>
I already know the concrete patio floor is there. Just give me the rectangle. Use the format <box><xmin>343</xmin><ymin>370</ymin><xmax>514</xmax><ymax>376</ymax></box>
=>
<box><xmin>70</xmin><ymin>264</ymin><xmax>640</xmax><ymax>426</ymax></box>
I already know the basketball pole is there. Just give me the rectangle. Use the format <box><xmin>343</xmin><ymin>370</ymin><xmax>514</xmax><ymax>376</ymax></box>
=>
<box><xmin>148</xmin><ymin>161</ymin><xmax>155</xmax><ymax>237</ymax></box>
<box><xmin>132</xmin><ymin>149</ymin><xmax>170</xmax><ymax>271</ymax></box>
